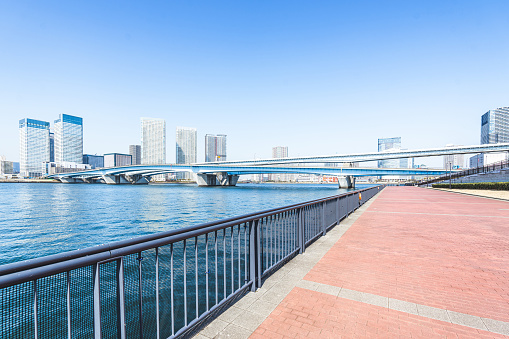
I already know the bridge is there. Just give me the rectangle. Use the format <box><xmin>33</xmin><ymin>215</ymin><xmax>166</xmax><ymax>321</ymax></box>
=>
<box><xmin>49</xmin><ymin>163</ymin><xmax>448</xmax><ymax>188</ymax></box>
<box><xmin>48</xmin><ymin>143</ymin><xmax>509</xmax><ymax>188</ymax></box>
<box><xmin>194</xmin><ymin>143</ymin><xmax>509</xmax><ymax>166</ymax></box>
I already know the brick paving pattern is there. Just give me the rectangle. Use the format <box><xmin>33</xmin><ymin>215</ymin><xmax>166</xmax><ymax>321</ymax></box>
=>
<box><xmin>251</xmin><ymin>187</ymin><xmax>509</xmax><ymax>338</ymax></box>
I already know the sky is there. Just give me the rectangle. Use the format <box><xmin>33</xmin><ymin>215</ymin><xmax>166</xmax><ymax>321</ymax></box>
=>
<box><xmin>1</xmin><ymin>1</ymin><xmax>508</xmax><ymax>167</ymax></box>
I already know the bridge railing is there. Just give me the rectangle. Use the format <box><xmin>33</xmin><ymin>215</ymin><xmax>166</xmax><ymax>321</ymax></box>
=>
<box><xmin>0</xmin><ymin>185</ymin><xmax>383</xmax><ymax>338</ymax></box>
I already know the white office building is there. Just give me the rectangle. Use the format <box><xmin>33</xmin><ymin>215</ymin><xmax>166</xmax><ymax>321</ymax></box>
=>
<box><xmin>272</xmin><ymin>146</ymin><xmax>289</xmax><ymax>182</ymax></box>
<box><xmin>19</xmin><ymin>118</ymin><xmax>50</xmax><ymax>178</ymax></box>
<box><xmin>176</xmin><ymin>127</ymin><xmax>197</xmax><ymax>180</ymax></box>
<box><xmin>205</xmin><ymin>134</ymin><xmax>227</xmax><ymax>162</ymax></box>
<box><xmin>443</xmin><ymin>144</ymin><xmax>465</xmax><ymax>169</ymax></box>
<box><xmin>141</xmin><ymin>118</ymin><xmax>166</xmax><ymax>165</ymax></box>
<box><xmin>54</xmin><ymin>114</ymin><xmax>83</xmax><ymax>164</ymax></box>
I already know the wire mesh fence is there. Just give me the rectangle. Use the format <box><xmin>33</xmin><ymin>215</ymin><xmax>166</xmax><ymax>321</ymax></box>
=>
<box><xmin>0</xmin><ymin>185</ymin><xmax>382</xmax><ymax>338</ymax></box>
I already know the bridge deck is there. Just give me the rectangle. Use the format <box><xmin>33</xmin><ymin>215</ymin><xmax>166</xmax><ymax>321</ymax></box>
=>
<box><xmin>197</xmin><ymin>186</ymin><xmax>509</xmax><ymax>338</ymax></box>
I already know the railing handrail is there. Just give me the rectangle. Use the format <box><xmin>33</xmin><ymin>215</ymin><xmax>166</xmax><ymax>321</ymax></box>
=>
<box><xmin>418</xmin><ymin>157</ymin><xmax>509</xmax><ymax>186</ymax></box>
<box><xmin>0</xmin><ymin>186</ymin><xmax>379</xmax><ymax>286</ymax></box>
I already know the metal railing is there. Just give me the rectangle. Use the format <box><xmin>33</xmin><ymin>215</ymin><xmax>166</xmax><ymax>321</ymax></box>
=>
<box><xmin>0</xmin><ymin>185</ymin><xmax>383</xmax><ymax>338</ymax></box>
<box><xmin>418</xmin><ymin>158</ymin><xmax>509</xmax><ymax>186</ymax></box>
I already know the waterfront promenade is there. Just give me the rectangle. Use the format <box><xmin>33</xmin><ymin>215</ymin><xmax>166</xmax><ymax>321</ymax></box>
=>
<box><xmin>197</xmin><ymin>186</ymin><xmax>509</xmax><ymax>338</ymax></box>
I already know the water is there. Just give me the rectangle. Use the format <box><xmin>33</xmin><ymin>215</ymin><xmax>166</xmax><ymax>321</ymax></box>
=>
<box><xmin>0</xmin><ymin>182</ymin><xmax>367</xmax><ymax>265</ymax></box>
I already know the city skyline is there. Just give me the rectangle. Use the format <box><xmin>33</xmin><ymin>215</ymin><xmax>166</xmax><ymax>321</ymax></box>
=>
<box><xmin>1</xmin><ymin>2</ymin><xmax>509</xmax><ymax>167</ymax></box>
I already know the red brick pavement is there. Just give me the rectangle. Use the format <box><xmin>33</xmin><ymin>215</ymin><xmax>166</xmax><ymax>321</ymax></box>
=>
<box><xmin>250</xmin><ymin>187</ymin><xmax>509</xmax><ymax>338</ymax></box>
<box><xmin>303</xmin><ymin>187</ymin><xmax>509</xmax><ymax>322</ymax></box>
<box><xmin>251</xmin><ymin>288</ymin><xmax>506</xmax><ymax>339</ymax></box>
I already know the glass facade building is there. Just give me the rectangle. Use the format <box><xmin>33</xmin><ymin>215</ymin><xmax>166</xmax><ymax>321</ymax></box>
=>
<box><xmin>377</xmin><ymin>137</ymin><xmax>401</xmax><ymax>168</ymax></box>
<box><xmin>49</xmin><ymin>132</ymin><xmax>55</xmax><ymax>162</ymax></box>
<box><xmin>83</xmin><ymin>154</ymin><xmax>104</xmax><ymax>169</ymax></box>
<box><xmin>481</xmin><ymin>107</ymin><xmax>509</xmax><ymax>144</ymax></box>
<box><xmin>205</xmin><ymin>134</ymin><xmax>227</xmax><ymax>162</ymax></box>
<box><xmin>19</xmin><ymin>118</ymin><xmax>50</xmax><ymax>178</ymax></box>
<box><xmin>129</xmin><ymin>144</ymin><xmax>142</xmax><ymax>165</ymax></box>
<box><xmin>54</xmin><ymin>114</ymin><xmax>83</xmax><ymax>164</ymax></box>
<box><xmin>176</xmin><ymin>127</ymin><xmax>197</xmax><ymax>180</ymax></box>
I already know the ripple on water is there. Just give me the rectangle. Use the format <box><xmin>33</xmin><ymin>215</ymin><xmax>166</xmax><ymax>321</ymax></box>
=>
<box><xmin>0</xmin><ymin>183</ymin><xmax>368</xmax><ymax>264</ymax></box>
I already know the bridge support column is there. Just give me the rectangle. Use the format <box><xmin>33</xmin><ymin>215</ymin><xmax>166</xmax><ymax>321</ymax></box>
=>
<box><xmin>196</xmin><ymin>173</ymin><xmax>239</xmax><ymax>186</ymax></box>
<box><xmin>102</xmin><ymin>174</ymin><xmax>130</xmax><ymax>185</ymax></box>
<box><xmin>124</xmin><ymin>174</ymin><xmax>151</xmax><ymax>184</ymax></box>
<box><xmin>338</xmin><ymin>175</ymin><xmax>355</xmax><ymax>189</ymax></box>
<box><xmin>59</xmin><ymin>177</ymin><xmax>78</xmax><ymax>183</ymax></box>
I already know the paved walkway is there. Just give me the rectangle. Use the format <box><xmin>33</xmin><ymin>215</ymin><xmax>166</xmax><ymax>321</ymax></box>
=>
<box><xmin>197</xmin><ymin>187</ymin><xmax>509</xmax><ymax>338</ymax></box>
<box><xmin>433</xmin><ymin>188</ymin><xmax>509</xmax><ymax>201</ymax></box>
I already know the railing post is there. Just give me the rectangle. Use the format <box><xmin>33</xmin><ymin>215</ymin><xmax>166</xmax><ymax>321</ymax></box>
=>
<box><xmin>117</xmin><ymin>258</ymin><xmax>126</xmax><ymax>339</ymax></box>
<box><xmin>336</xmin><ymin>197</ymin><xmax>340</xmax><ymax>224</ymax></box>
<box><xmin>322</xmin><ymin>201</ymin><xmax>326</xmax><ymax>236</ymax></box>
<box><xmin>249</xmin><ymin>220</ymin><xmax>259</xmax><ymax>291</ymax></box>
<box><xmin>298</xmin><ymin>208</ymin><xmax>304</xmax><ymax>254</ymax></box>
<box><xmin>93</xmin><ymin>263</ymin><xmax>101</xmax><ymax>339</ymax></box>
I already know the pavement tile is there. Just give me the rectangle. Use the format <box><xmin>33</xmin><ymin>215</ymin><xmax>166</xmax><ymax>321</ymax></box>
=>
<box><xmin>416</xmin><ymin>304</ymin><xmax>450</xmax><ymax>322</ymax></box>
<box><xmin>482</xmin><ymin>317</ymin><xmax>509</xmax><ymax>336</ymax></box>
<box><xmin>388</xmin><ymin>298</ymin><xmax>419</xmax><ymax>315</ymax></box>
<box><xmin>215</xmin><ymin>324</ymin><xmax>252</xmax><ymax>339</ymax></box>
<box><xmin>448</xmin><ymin>311</ymin><xmax>488</xmax><ymax>331</ymax></box>
<box><xmin>200</xmin><ymin>318</ymin><xmax>229</xmax><ymax>338</ymax></box>
<box><xmin>231</xmin><ymin>310</ymin><xmax>268</xmax><ymax>331</ymax></box>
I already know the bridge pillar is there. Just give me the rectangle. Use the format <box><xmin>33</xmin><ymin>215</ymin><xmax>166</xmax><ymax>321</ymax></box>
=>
<box><xmin>102</xmin><ymin>174</ymin><xmax>130</xmax><ymax>185</ymax></box>
<box><xmin>59</xmin><ymin>177</ymin><xmax>78</xmax><ymax>183</ymax></box>
<box><xmin>338</xmin><ymin>175</ymin><xmax>355</xmax><ymax>189</ymax></box>
<box><xmin>196</xmin><ymin>173</ymin><xmax>239</xmax><ymax>186</ymax></box>
<box><xmin>124</xmin><ymin>174</ymin><xmax>151</xmax><ymax>185</ymax></box>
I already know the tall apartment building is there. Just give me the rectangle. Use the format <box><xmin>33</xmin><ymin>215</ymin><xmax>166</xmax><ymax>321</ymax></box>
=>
<box><xmin>481</xmin><ymin>107</ymin><xmax>509</xmax><ymax>144</ymax></box>
<box><xmin>141</xmin><ymin>118</ymin><xmax>166</xmax><ymax>165</ymax></box>
<box><xmin>205</xmin><ymin>134</ymin><xmax>227</xmax><ymax>162</ymax></box>
<box><xmin>19</xmin><ymin>118</ymin><xmax>50</xmax><ymax>177</ymax></box>
<box><xmin>272</xmin><ymin>146</ymin><xmax>288</xmax><ymax>159</ymax></box>
<box><xmin>272</xmin><ymin>146</ymin><xmax>289</xmax><ymax>182</ymax></box>
<box><xmin>176</xmin><ymin>127</ymin><xmax>197</xmax><ymax>180</ymax></box>
<box><xmin>54</xmin><ymin>114</ymin><xmax>83</xmax><ymax>164</ymax></box>
<box><xmin>129</xmin><ymin>144</ymin><xmax>141</xmax><ymax>165</ymax></box>
<box><xmin>443</xmin><ymin>144</ymin><xmax>464</xmax><ymax>169</ymax></box>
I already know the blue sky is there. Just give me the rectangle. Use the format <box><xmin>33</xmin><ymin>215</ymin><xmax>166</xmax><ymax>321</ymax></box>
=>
<box><xmin>1</xmin><ymin>1</ymin><xmax>508</xmax><ymax>167</ymax></box>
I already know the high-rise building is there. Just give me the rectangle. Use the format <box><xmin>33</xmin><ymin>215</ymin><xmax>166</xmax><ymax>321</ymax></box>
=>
<box><xmin>272</xmin><ymin>146</ymin><xmax>289</xmax><ymax>182</ymax></box>
<box><xmin>129</xmin><ymin>145</ymin><xmax>142</xmax><ymax>165</ymax></box>
<box><xmin>49</xmin><ymin>132</ymin><xmax>55</xmax><ymax>162</ymax></box>
<box><xmin>54</xmin><ymin>114</ymin><xmax>83</xmax><ymax>164</ymax></box>
<box><xmin>272</xmin><ymin>146</ymin><xmax>288</xmax><ymax>159</ymax></box>
<box><xmin>83</xmin><ymin>154</ymin><xmax>104</xmax><ymax>169</ymax></box>
<box><xmin>141</xmin><ymin>118</ymin><xmax>166</xmax><ymax>165</ymax></box>
<box><xmin>19</xmin><ymin>118</ymin><xmax>50</xmax><ymax>178</ymax></box>
<box><xmin>205</xmin><ymin>134</ymin><xmax>227</xmax><ymax>162</ymax></box>
<box><xmin>176</xmin><ymin>127</ymin><xmax>197</xmax><ymax>180</ymax></box>
<box><xmin>104</xmin><ymin>153</ymin><xmax>132</xmax><ymax>168</ymax></box>
<box><xmin>377</xmin><ymin>137</ymin><xmax>401</xmax><ymax>168</ymax></box>
<box><xmin>481</xmin><ymin>107</ymin><xmax>509</xmax><ymax>144</ymax></box>
<box><xmin>443</xmin><ymin>144</ymin><xmax>464</xmax><ymax>169</ymax></box>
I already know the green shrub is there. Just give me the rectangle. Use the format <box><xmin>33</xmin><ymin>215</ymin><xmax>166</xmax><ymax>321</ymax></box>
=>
<box><xmin>432</xmin><ymin>182</ymin><xmax>509</xmax><ymax>190</ymax></box>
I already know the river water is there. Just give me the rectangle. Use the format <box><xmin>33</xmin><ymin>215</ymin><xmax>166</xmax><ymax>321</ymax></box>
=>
<box><xmin>0</xmin><ymin>182</ymin><xmax>367</xmax><ymax>265</ymax></box>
